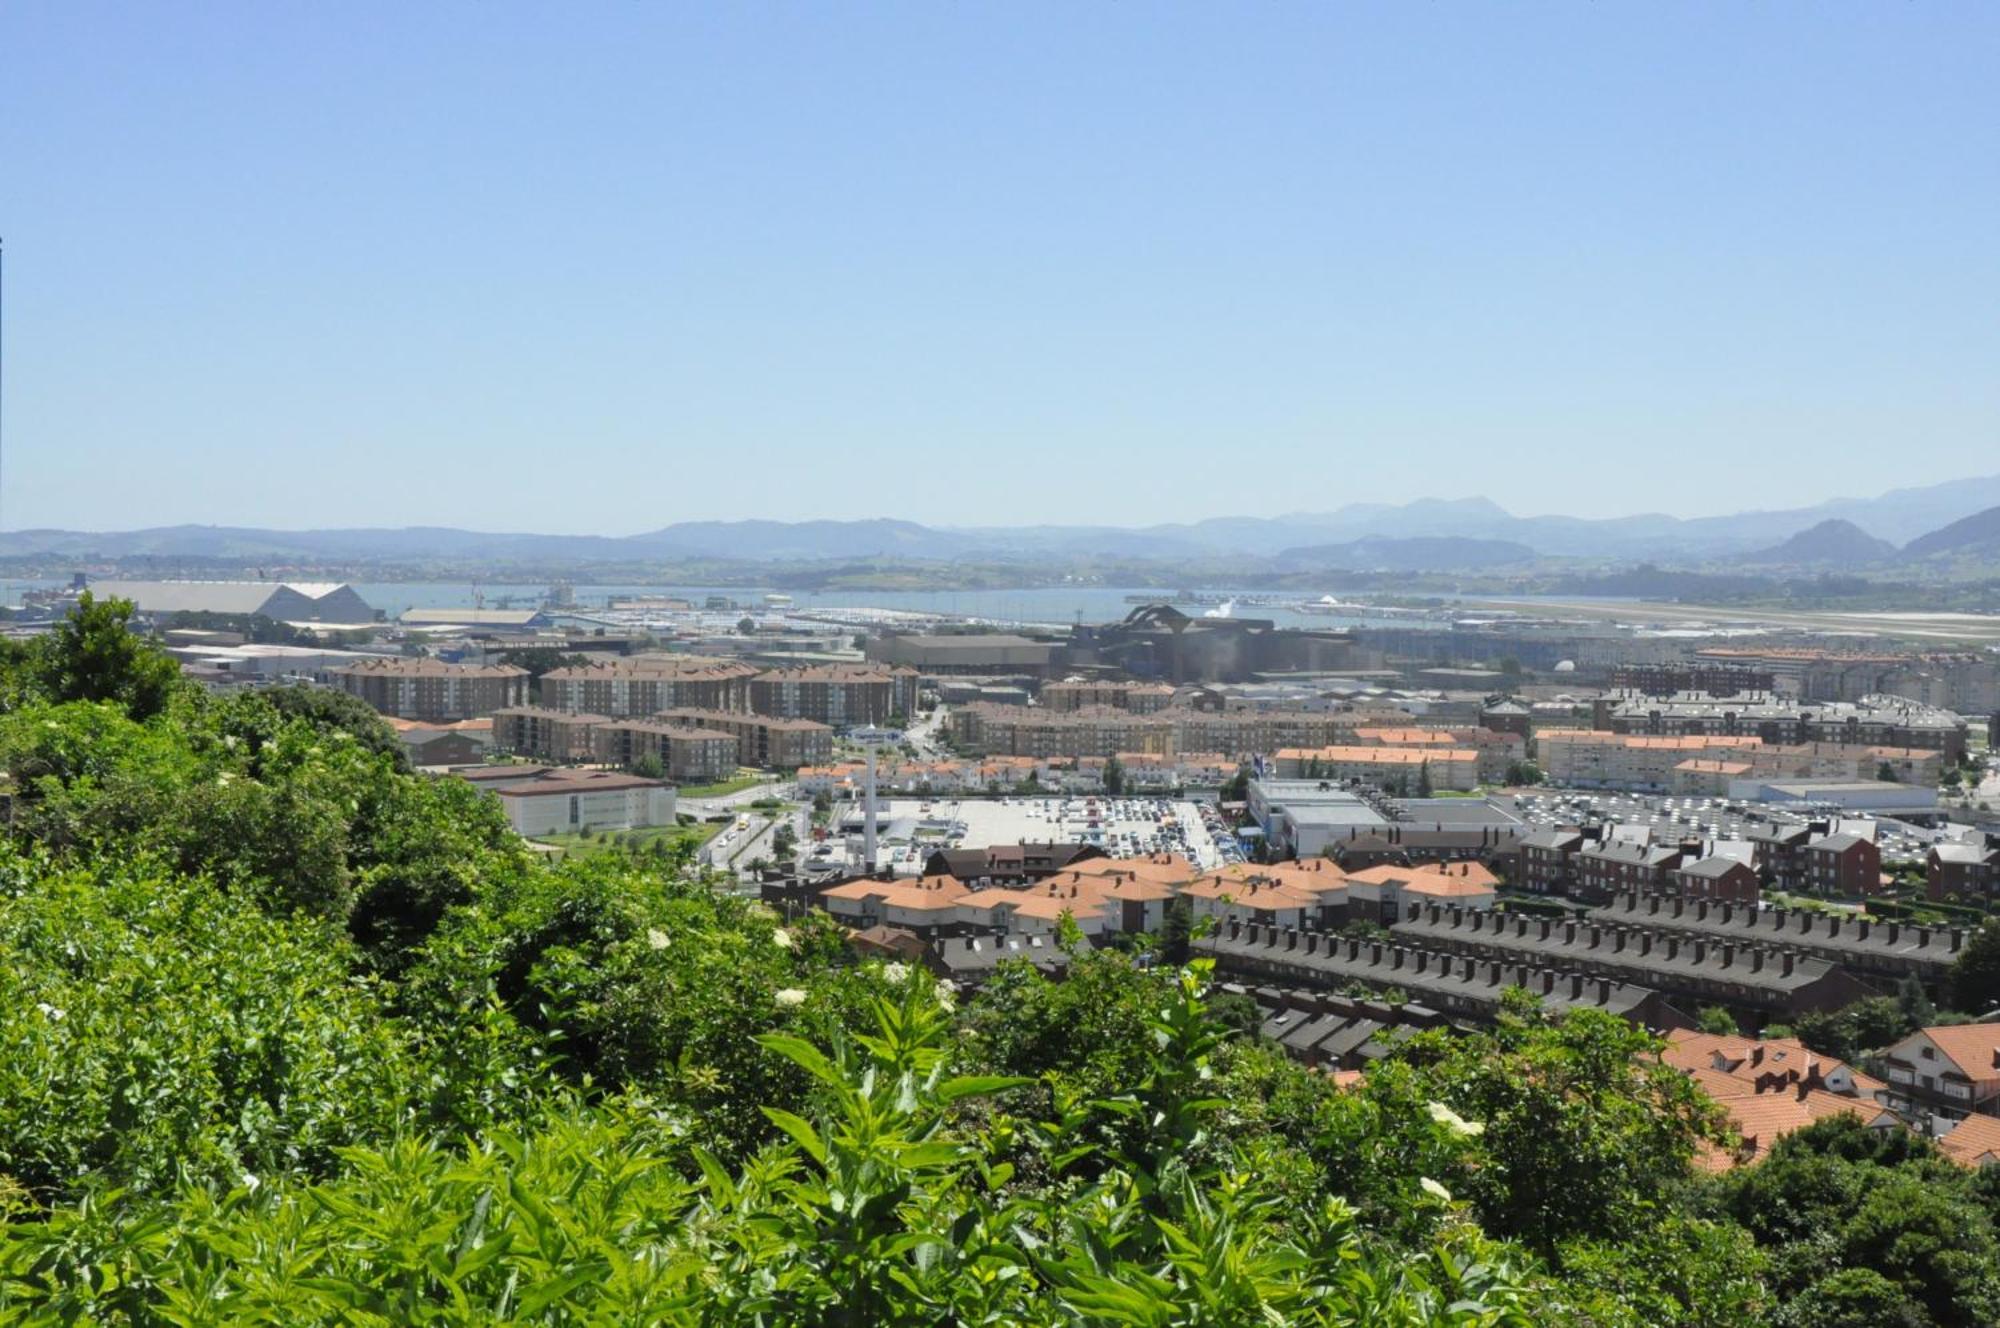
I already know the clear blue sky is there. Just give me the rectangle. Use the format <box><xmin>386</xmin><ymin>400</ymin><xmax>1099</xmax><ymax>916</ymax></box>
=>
<box><xmin>3</xmin><ymin>2</ymin><xmax>1996</xmax><ymax>534</ymax></box>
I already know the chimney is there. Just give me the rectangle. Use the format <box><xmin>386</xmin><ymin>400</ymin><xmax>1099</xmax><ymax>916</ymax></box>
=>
<box><xmin>1487</xmin><ymin>961</ymin><xmax>1503</xmax><ymax>986</ymax></box>
<box><xmin>1640</xmin><ymin>933</ymin><xmax>1653</xmax><ymax>956</ymax></box>
<box><xmin>1570</xmin><ymin>974</ymin><xmax>1585</xmax><ymax>1000</ymax></box>
<box><xmin>1857</xmin><ymin>918</ymin><xmax>1871</xmax><ymax>941</ymax></box>
<box><xmin>1665</xmin><ymin>937</ymin><xmax>1680</xmax><ymax>961</ymax></box>
<box><xmin>1953</xmin><ymin>928</ymin><xmax>1965</xmax><ymax>953</ymax></box>
<box><xmin>1919</xmin><ymin>927</ymin><xmax>1932</xmax><ymax>946</ymax></box>
<box><xmin>1782</xmin><ymin>953</ymin><xmax>1795</xmax><ymax>977</ymax></box>
<box><xmin>1541</xmin><ymin>970</ymin><xmax>1556</xmax><ymax>995</ymax></box>
<box><xmin>1596</xmin><ymin>978</ymin><xmax>1613</xmax><ymax>1004</ymax></box>
<box><xmin>1722</xmin><ymin>943</ymin><xmax>1735</xmax><ymax>968</ymax></box>
<box><xmin>1888</xmin><ymin>922</ymin><xmax>1901</xmax><ymax>944</ymax></box>
<box><xmin>1751</xmin><ymin>950</ymin><xmax>1764</xmax><ymax>973</ymax></box>
<box><xmin>1695</xmin><ymin>900</ymin><xmax>1709</xmax><ymax>922</ymax></box>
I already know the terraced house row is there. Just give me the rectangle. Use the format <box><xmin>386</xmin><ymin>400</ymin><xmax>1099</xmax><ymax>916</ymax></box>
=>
<box><xmin>1198</xmin><ymin>922</ymin><xmax>1690</xmax><ymax>1027</ymax></box>
<box><xmin>1386</xmin><ymin>902</ymin><xmax>1876</xmax><ymax>1017</ymax></box>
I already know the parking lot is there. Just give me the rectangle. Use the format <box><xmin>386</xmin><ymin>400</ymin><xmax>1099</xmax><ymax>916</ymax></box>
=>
<box><xmin>1494</xmin><ymin>790</ymin><xmax>1940</xmax><ymax>863</ymax></box>
<box><xmin>814</xmin><ymin>795</ymin><xmax>1239</xmax><ymax>876</ymax></box>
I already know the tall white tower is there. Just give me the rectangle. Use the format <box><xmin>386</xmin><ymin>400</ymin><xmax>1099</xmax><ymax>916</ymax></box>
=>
<box><xmin>854</xmin><ymin>725</ymin><xmax>891</xmax><ymax>874</ymax></box>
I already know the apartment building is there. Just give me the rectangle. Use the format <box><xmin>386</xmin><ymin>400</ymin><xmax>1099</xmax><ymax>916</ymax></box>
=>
<box><xmin>1573</xmin><ymin>838</ymin><xmax>1686</xmax><ymax>901</ymax></box>
<box><xmin>1039</xmin><ymin>680</ymin><xmax>1177</xmax><ymax>713</ymax></box>
<box><xmin>540</xmin><ymin>655</ymin><xmax>759</xmax><ymax>716</ymax></box>
<box><xmin>1518</xmin><ymin>828</ymin><xmax>1585</xmax><ymax>894</ymax></box>
<box><xmin>1271</xmin><ymin>744</ymin><xmax>1480</xmax><ymax>792</ymax></box>
<box><xmin>654</xmin><ymin>708</ymin><xmax>833</xmax><ymax>769</ymax></box>
<box><xmin>748</xmin><ymin>664</ymin><xmax>920</xmax><ymax>727</ymax></box>
<box><xmin>331</xmin><ymin>657</ymin><xmax>530</xmax><ymax>721</ymax></box>
<box><xmin>1541</xmin><ymin>732</ymin><xmax>1763</xmax><ymax>791</ymax></box>
<box><xmin>1544</xmin><ymin>730</ymin><xmax>1945</xmax><ymax>793</ymax></box>
<box><xmin>1803</xmin><ymin>832</ymin><xmax>1883</xmax><ymax>897</ymax></box>
<box><xmin>1600</xmin><ymin>690</ymin><xmax>1968</xmax><ymax>761</ymax></box>
<box><xmin>1929</xmin><ymin>837</ymin><xmax>2000</xmax><ymax>902</ymax></box>
<box><xmin>1610</xmin><ymin>663</ymin><xmax>1777</xmax><ymax>697</ymax></box>
<box><xmin>949</xmin><ymin>702</ymin><xmax>1353</xmax><ymax>760</ymax></box>
<box><xmin>591</xmin><ymin>720</ymin><xmax>739</xmax><ymax>782</ymax></box>
<box><xmin>1671</xmin><ymin>855</ymin><xmax>1761</xmax><ymax>904</ymax></box>
<box><xmin>491</xmin><ymin>706</ymin><xmax>612</xmax><ymax>762</ymax></box>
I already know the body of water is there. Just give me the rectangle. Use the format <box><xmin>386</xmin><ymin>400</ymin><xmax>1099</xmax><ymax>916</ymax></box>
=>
<box><xmin>351</xmin><ymin>582</ymin><xmax>1447</xmax><ymax>630</ymax></box>
<box><xmin>4</xmin><ymin>576</ymin><xmax>1453</xmax><ymax>631</ymax></box>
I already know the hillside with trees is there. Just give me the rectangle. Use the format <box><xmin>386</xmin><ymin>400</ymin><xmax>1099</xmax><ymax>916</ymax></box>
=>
<box><xmin>0</xmin><ymin>595</ymin><xmax>1997</xmax><ymax>1322</ymax></box>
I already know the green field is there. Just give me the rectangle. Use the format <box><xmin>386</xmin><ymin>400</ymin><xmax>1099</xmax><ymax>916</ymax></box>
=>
<box><xmin>673</xmin><ymin>772</ymin><xmax>770</xmax><ymax>798</ymax></box>
<box><xmin>533</xmin><ymin>821</ymin><xmax>722</xmax><ymax>861</ymax></box>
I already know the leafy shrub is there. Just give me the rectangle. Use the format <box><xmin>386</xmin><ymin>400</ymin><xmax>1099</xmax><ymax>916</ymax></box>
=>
<box><xmin>0</xmin><ymin>852</ymin><xmax>414</xmax><ymax>1201</ymax></box>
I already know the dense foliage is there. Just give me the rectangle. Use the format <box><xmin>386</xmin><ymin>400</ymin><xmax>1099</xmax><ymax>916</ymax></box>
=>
<box><xmin>0</xmin><ymin>600</ymin><xmax>1992</xmax><ymax>1324</ymax></box>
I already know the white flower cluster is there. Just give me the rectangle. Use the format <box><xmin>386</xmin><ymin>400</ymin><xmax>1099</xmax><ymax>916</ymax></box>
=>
<box><xmin>1426</xmin><ymin>1101</ymin><xmax>1485</xmax><ymax>1138</ymax></box>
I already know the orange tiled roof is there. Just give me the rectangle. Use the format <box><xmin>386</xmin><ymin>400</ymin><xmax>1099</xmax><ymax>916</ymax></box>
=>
<box><xmin>1913</xmin><ymin>1025</ymin><xmax>2000</xmax><ymax>1088</ymax></box>
<box><xmin>1940</xmin><ymin>1113</ymin><xmax>2000</xmax><ymax>1168</ymax></box>
<box><xmin>821</xmin><ymin>876</ymin><xmax>970</xmax><ymax>912</ymax></box>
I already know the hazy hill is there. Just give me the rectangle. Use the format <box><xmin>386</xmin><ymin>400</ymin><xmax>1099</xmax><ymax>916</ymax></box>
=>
<box><xmin>1738</xmin><ymin>519</ymin><xmax>1896</xmax><ymax>567</ymax></box>
<box><xmin>1902</xmin><ymin>505</ymin><xmax>2000</xmax><ymax>560</ymax></box>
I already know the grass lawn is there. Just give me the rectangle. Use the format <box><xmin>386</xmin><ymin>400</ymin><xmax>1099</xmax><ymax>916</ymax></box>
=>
<box><xmin>674</xmin><ymin>772</ymin><xmax>770</xmax><ymax>799</ymax></box>
<box><xmin>533</xmin><ymin>821</ymin><xmax>723</xmax><ymax>861</ymax></box>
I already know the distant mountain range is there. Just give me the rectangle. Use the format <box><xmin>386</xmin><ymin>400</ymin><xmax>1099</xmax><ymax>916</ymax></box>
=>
<box><xmin>6</xmin><ymin>474</ymin><xmax>2000</xmax><ymax>570</ymax></box>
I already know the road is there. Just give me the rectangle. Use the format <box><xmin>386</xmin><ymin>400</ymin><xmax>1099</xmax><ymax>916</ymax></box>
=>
<box><xmin>678</xmin><ymin>777</ymin><xmax>793</xmax><ymax>819</ymax></box>
<box><xmin>699</xmin><ymin>801</ymin><xmax>813</xmax><ymax>885</ymax></box>
<box><xmin>906</xmin><ymin>706</ymin><xmax>949</xmax><ymax>760</ymax></box>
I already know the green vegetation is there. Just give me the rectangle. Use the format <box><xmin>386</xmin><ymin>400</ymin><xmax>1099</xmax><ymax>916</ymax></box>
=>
<box><xmin>673</xmin><ymin>771</ymin><xmax>767</xmax><ymax>798</ymax></box>
<box><xmin>0</xmin><ymin>599</ymin><xmax>1995</xmax><ymax>1322</ymax></box>
<box><xmin>533</xmin><ymin>821</ymin><xmax>722</xmax><ymax>863</ymax></box>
